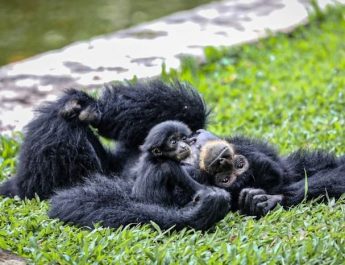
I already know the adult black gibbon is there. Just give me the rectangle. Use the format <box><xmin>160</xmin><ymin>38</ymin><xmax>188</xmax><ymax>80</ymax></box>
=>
<box><xmin>89</xmin><ymin>81</ymin><xmax>345</xmax><ymax>217</ymax></box>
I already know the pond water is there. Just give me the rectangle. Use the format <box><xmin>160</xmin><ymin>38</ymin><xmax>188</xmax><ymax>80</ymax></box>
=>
<box><xmin>0</xmin><ymin>0</ymin><xmax>213</xmax><ymax>66</ymax></box>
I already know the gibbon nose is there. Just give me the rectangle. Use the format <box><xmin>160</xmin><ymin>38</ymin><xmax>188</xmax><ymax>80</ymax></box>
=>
<box><xmin>181</xmin><ymin>143</ymin><xmax>189</xmax><ymax>150</ymax></box>
<box><xmin>216</xmin><ymin>156</ymin><xmax>233</xmax><ymax>171</ymax></box>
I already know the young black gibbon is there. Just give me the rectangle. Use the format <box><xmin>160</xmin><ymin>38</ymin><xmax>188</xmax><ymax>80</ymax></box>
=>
<box><xmin>198</xmin><ymin>140</ymin><xmax>249</xmax><ymax>188</ymax></box>
<box><xmin>131</xmin><ymin>120</ymin><xmax>205</xmax><ymax>205</ymax></box>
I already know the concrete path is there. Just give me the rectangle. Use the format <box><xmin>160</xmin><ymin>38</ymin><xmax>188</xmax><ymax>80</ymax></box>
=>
<box><xmin>0</xmin><ymin>249</ymin><xmax>26</xmax><ymax>265</ymax></box>
<box><xmin>0</xmin><ymin>0</ymin><xmax>344</xmax><ymax>133</ymax></box>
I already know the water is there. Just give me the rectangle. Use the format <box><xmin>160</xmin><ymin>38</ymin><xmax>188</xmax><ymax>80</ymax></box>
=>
<box><xmin>0</xmin><ymin>0</ymin><xmax>213</xmax><ymax>66</ymax></box>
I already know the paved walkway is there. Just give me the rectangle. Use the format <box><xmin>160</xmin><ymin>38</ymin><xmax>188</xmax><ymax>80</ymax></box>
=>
<box><xmin>0</xmin><ymin>248</ymin><xmax>26</xmax><ymax>265</ymax></box>
<box><xmin>0</xmin><ymin>0</ymin><xmax>344</xmax><ymax>133</ymax></box>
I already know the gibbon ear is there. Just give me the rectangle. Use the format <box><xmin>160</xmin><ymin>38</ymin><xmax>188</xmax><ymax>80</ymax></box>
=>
<box><xmin>151</xmin><ymin>147</ymin><xmax>162</xmax><ymax>157</ymax></box>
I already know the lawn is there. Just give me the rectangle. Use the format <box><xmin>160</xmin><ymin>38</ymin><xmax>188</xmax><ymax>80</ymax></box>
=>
<box><xmin>1</xmin><ymin>5</ymin><xmax>345</xmax><ymax>265</ymax></box>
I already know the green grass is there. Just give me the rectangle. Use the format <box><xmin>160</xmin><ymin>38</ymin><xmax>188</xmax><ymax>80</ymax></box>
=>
<box><xmin>1</xmin><ymin>6</ymin><xmax>345</xmax><ymax>265</ymax></box>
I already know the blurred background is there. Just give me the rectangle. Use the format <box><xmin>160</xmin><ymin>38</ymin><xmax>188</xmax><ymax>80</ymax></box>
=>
<box><xmin>0</xmin><ymin>0</ymin><xmax>214</xmax><ymax>66</ymax></box>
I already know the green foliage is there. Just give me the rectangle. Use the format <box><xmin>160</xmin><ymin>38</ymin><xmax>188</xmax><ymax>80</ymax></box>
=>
<box><xmin>0</xmin><ymin>133</ymin><xmax>21</xmax><ymax>181</ymax></box>
<box><xmin>1</xmin><ymin>6</ymin><xmax>345</xmax><ymax>265</ymax></box>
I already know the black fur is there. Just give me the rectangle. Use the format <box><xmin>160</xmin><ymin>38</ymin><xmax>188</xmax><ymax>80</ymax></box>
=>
<box><xmin>96</xmin><ymin>80</ymin><xmax>209</xmax><ymax>147</ymax></box>
<box><xmin>131</xmin><ymin>121</ymin><xmax>204</xmax><ymax>205</ymax></box>
<box><xmin>91</xmin><ymin>80</ymin><xmax>345</xmax><ymax>217</ymax></box>
<box><xmin>191</xmin><ymin>131</ymin><xmax>345</xmax><ymax>217</ymax></box>
<box><xmin>188</xmin><ymin>132</ymin><xmax>288</xmax><ymax>210</ymax></box>
<box><xmin>81</xmin><ymin>79</ymin><xmax>345</xmax><ymax>220</ymax></box>
<box><xmin>0</xmin><ymin>80</ymin><xmax>231</xmax><ymax>230</ymax></box>
<box><xmin>1</xmin><ymin>79</ymin><xmax>344</xmax><ymax>230</ymax></box>
<box><xmin>237</xmin><ymin>148</ymin><xmax>344</xmax><ymax>217</ymax></box>
<box><xmin>227</xmin><ymin>136</ymin><xmax>287</xmax><ymax>209</ymax></box>
<box><xmin>49</xmin><ymin>175</ymin><xmax>231</xmax><ymax>230</ymax></box>
<box><xmin>280</xmin><ymin>150</ymin><xmax>344</xmax><ymax>205</ymax></box>
<box><xmin>0</xmin><ymin>89</ymin><xmax>112</xmax><ymax>199</ymax></box>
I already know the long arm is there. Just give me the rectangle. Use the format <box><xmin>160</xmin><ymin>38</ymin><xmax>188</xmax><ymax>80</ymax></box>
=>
<box><xmin>132</xmin><ymin>161</ymin><xmax>206</xmax><ymax>206</ymax></box>
<box><xmin>171</xmin><ymin>162</ymin><xmax>205</xmax><ymax>193</ymax></box>
<box><xmin>238</xmin><ymin>162</ymin><xmax>345</xmax><ymax>217</ymax></box>
<box><xmin>49</xmin><ymin>175</ymin><xmax>231</xmax><ymax>231</ymax></box>
<box><xmin>281</xmin><ymin>164</ymin><xmax>345</xmax><ymax>206</ymax></box>
<box><xmin>95</xmin><ymin>80</ymin><xmax>209</xmax><ymax>147</ymax></box>
<box><xmin>245</xmin><ymin>151</ymin><xmax>285</xmax><ymax>191</ymax></box>
<box><xmin>0</xmin><ymin>90</ymin><xmax>111</xmax><ymax>199</ymax></box>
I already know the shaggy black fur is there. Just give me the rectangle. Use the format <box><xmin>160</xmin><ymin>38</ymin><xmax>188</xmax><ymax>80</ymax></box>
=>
<box><xmin>0</xmin><ymin>89</ymin><xmax>113</xmax><ymax>199</ymax></box>
<box><xmin>131</xmin><ymin>121</ymin><xmax>204</xmax><ymax>205</ymax></box>
<box><xmin>50</xmin><ymin>175</ymin><xmax>231</xmax><ymax>230</ymax></box>
<box><xmin>0</xmin><ymin>81</ymin><xmax>208</xmax><ymax>200</ymax></box>
<box><xmin>190</xmin><ymin>130</ymin><xmax>345</xmax><ymax>217</ymax></box>
<box><xmin>92</xmin><ymin>81</ymin><xmax>345</xmax><ymax>218</ymax></box>
<box><xmin>95</xmin><ymin>80</ymin><xmax>209</xmax><ymax>147</ymax></box>
<box><xmin>1</xmin><ymin>79</ymin><xmax>344</xmax><ymax>230</ymax></box>
<box><xmin>0</xmin><ymin>80</ymin><xmax>231</xmax><ymax>230</ymax></box>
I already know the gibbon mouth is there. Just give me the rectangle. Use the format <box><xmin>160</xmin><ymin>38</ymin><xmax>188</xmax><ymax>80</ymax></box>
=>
<box><xmin>215</xmin><ymin>173</ymin><xmax>237</xmax><ymax>188</ymax></box>
<box><xmin>178</xmin><ymin>149</ymin><xmax>191</xmax><ymax>160</ymax></box>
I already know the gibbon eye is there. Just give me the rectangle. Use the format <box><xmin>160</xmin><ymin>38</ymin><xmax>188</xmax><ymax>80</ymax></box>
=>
<box><xmin>170</xmin><ymin>139</ymin><xmax>177</xmax><ymax>145</ymax></box>
<box><xmin>181</xmin><ymin>136</ymin><xmax>187</xmax><ymax>141</ymax></box>
<box><xmin>152</xmin><ymin>148</ymin><xmax>162</xmax><ymax>156</ymax></box>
